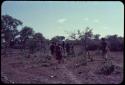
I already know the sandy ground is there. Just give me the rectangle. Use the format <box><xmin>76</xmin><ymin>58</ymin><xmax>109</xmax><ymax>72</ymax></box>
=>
<box><xmin>1</xmin><ymin>49</ymin><xmax>123</xmax><ymax>84</ymax></box>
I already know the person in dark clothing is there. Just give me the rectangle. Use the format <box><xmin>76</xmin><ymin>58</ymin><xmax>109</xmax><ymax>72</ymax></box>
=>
<box><xmin>61</xmin><ymin>41</ymin><xmax>65</xmax><ymax>56</ymax></box>
<box><xmin>55</xmin><ymin>43</ymin><xmax>63</xmax><ymax>64</ymax></box>
<box><xmin>62</xmin><ymin>41</ymin><xmax>65</xmax><ymax>50</ymax></box>
<box><xmin>70</xmin><ymin>43</ymin><xmax>75</xmax><ymax>57</ymax></box>
<box><xmin>65</xmin><ymin>43</ymin><xmax>70</xmax><ymax>56</ymax></box>
<box><xmin>10</xmin><ymin>40</ymin><xmax>14</xmax><ymax>48</ymax></box>
<box><xmin>29</xmin><ymin>38</ymin><xmax>36</xmax><ymax>54</ymax></box>
<box><xmin>101</xmin><ymin>38</ymin><xmax>109</xmax><ymax>60</ymax></box>
<box><xmin>50</xmin><ymin>42</ymin><xmax>56</xmax><ymax>56</ymax></box>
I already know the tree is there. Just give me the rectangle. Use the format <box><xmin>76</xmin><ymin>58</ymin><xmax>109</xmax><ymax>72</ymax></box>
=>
<box><xmin>20</xmin><ymin>26</ymin><xmax>34</xmax><ymax>41</ymax></box>
<box><xmin>1</xmin><ymin>15</ymin><xmax>22</xmax><ymax>47</ymax></box>
<box><xmin>20</xmin><ymin>26</ymin><xmax>34</xmax><ymax>51</ymax></box>
<box><xmin>69</xmin><ymin>33</ymin><xmax>76</xmax><ymax>40</ymax></box>
<box><xmin>81</xmin><ymin>27</ymin><xmax>93</xmax><ymax>62</ymax></box>
<box><xmin>84</xmin><ymin>27</ymin><xmax>93</xmax><ymax>39</ymax></box>
<box><xmin>1</xmin><ymin>15</ymin><xmax>22</xmax><ymax>56</ymax></box>
<box><xmin>94</xmin><ymin>34</ymin><xmax>100</xmax><ymax>40</ymax></box>
<box><xmin>33</xmin><ymin>32</ymin><xmax>46</xmax><ymax>52</ymax></box>
<box><xmin>1</xmin><ymin>15</ymin><xmax>22</xmax><ymax>31</ymax></box>
<box><xmin>33</xmin><ymin>32</ymin><xmax>45</xmax><ymax>41</ymax></box>
<box><xmin>69</xmin><ymin>27</ymin><xmax>93</xmax><ymax>50</ymax></box>
<box><xmin>51</xmin><ymin>36</ymin><xmax>65</xmax><ymax>42</ymax></box>
<box><xmin>68</xmin><ymin>27</ymin><xmax>94</xmax><ymax>64</ymax></box>
<box><xmin>77</xmin><ymin>27</ymin><xmax>93</xmax><ymax>50</ymax></box>
<box><xmin>106</xmin><ymin>34</ymin><xmax>123</xmax><ymax>51</ymax></box>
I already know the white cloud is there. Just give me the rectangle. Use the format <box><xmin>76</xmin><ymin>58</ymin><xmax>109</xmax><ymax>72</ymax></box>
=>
<box><xmin>93</xmin><ymin>19</ymin><xmax>99</xmax><ymax>23</ymax></box>
<box><xmin>57</xmin><ymin>18</ymin><xmax>67</xmax><ymax>24</ymax></box>
<box><xmin>84</xmin><ymin>18</ymin><xmax>89</xmax><ymax>21</ymax></box>
<box><xmin>102</xmin><ymin>26</ymin><xmax>109</xmax><ymax>30</ymax></box>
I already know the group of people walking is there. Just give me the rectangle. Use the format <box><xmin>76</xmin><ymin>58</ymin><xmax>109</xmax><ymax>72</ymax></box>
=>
<box><xmin>50</xmin><ymin>38</ymin><xmax>110</xmax><ymax>64</ymax></box>
<box><xmin>50</xmin><ymin>41</ymin><xmax>75</xmax><ymax>64</ymax></box>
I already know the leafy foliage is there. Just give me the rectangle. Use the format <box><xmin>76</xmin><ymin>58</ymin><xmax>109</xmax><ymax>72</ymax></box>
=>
<box><xmin>1</xmin><ymin>14</ymin><xmax>124</xmax><ymax>51</ymax></box>
<box><xmin>20</xmin><ymin>26</ymin><xmax>34</xmax><ymax>41</ymax></box>
<box><xmin>51</xmin><ymin>36</ymin><xmax>65</xmax><ymax>42</ymax></box>
<box><xmin>1</xmin><ymin>15</ymin><xmax>22</xmax><ymax>47</ymax></box>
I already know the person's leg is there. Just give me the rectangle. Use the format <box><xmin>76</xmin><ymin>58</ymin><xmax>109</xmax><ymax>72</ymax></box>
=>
<box><xmin>102</xmin><ymin>50</ymin><xmax>105</xmax><ymax>59</ymax></box>
<box><xmin>104</xmin><ymin>51</ymin><xmax>108</xmax><ymax>61</ymax></box>
<box><xmin>66</xmin><ymin>50</ymin><xmax>68</xmax><ymax>56</ymax></box>
<box><xmin>57</xmin><ymin>55</ymin><xmax>61</xmax><ymax>64</ymax></box>
<box><xmin>57</xmin><ymin>52</ymin><xmax>62</xmax><ymax>64</ymax></box>
<box><xmin>72</xmin><ymin>49</ymin><xmax>75</xmax><ymax>57</ymax></box>
<box><xmin>102</xmin><ymin>51</ymin><xmax>107</xmax><ymax>61</ymax></box>
<box><xmin>50</xmin><ymin>50</ymin><xmax>53</xmax><ymax>56</ymax></box>
<box><xmin>67</xmin><ymin>49</ymin><xmax>70</xmax><ymax>56</ymax></box>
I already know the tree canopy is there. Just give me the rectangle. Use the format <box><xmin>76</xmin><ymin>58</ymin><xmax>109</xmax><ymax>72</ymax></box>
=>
<box><xmin>1</xmin><ymin>14</ymin><xmax>124</xmax><ymax>51</ymax></box>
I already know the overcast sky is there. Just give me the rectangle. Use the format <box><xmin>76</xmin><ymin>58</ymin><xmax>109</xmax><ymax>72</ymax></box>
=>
<box><xmin>2</xmin><ymin>1</ymin><xmax>124</xmax><ymax>39</ymax></box>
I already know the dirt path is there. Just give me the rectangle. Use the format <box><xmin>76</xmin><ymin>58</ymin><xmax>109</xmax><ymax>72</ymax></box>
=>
<box><xmin>58</xmin><ymin>64</ymin><xmax>82</xmax><ymax>84</ymax></box>
<box><xmin>1</xmin><ymin>51</ymin><xmax>123</xmax><ymax>84</ymax></box>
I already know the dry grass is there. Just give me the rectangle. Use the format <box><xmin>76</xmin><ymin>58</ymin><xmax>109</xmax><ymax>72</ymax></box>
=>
<box><xmin>1</xmin><ymin>48</ymin><xmax>123</xmax><ymax>84</ymax></box>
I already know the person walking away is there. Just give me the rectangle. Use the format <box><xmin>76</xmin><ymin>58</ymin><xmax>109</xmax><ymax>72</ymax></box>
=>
<box><xmin>50</xmin><ymin>42</ymin><xmax>55</xmax><ymax>56</ymax></box>
<box><xmin>61</xmin><ymin>41</ymin><xmax>65</xmax><ymax>56</ymax></box>
<box><xmin>101</xmin><ymin>38</ymin><xmax>109</xmax><ymax>61</ymax></box>
<box><xmin>55</xmin><ymin>43</ymin><xmax>63</xmax><ymax>64</ymax></box>
<box><xmin>65</xmin><ymin>43</ymin><xmax>70</xmax><ymax>56</ymax></box>
<box><xmin>70</xmin><ymin>43</ymin><xmax>75</xmax><ymax>57</ymax></box>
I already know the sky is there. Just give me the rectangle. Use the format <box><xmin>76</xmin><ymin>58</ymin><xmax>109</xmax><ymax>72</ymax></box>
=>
<box><xmin>2</xmin><ymin>1</ymin><xmax>124</xmax><ymax>40</ymax></box>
